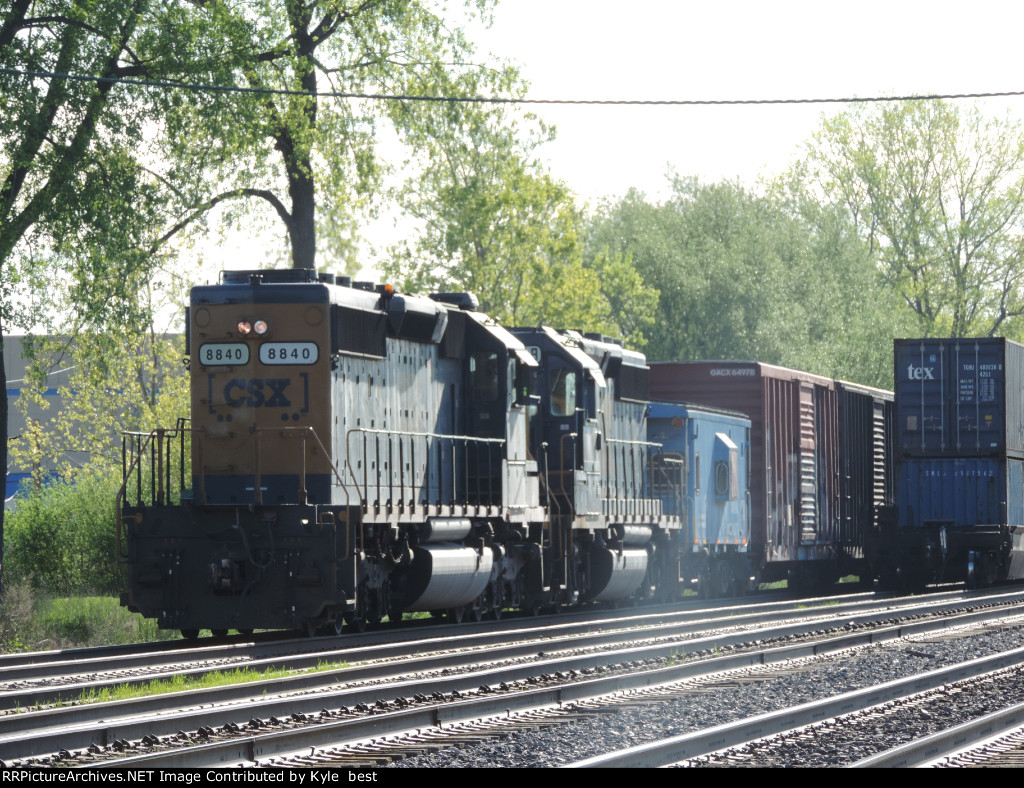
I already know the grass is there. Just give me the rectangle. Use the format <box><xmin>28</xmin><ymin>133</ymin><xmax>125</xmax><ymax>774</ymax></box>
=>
<box><xmin>795</xmin><ymin>601</ymin><xmax>840</xmax><ymax>609</ymax></box>
<box><xmin>0</xmin><ymin>581</ymin><xmax>178</xmax><ymax>653</ymax></box>
<box><xmin>75</xmin><ymin>658</ymin><xmax>351</xmax><ymax>706</ymax></box>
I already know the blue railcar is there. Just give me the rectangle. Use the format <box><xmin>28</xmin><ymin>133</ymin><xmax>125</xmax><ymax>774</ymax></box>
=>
<box><xmin>888</xmin><ymin>338</ymin><xmax>1024</xmax><ymax>587</ymax></box>
<box><xmin>647</xmin><ymin>402</ymin><xmax>752</xmax><ymax>596</ymax></box>
<box><xmin>891</xmin><ymin>456</ymin><xmax>1024</xmax><ymax>586</ymax></box>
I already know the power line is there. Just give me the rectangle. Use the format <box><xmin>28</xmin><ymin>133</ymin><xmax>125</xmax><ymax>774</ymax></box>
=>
<box><xmin>3</xmin><ymin>66</ymin><xmax>1024</xmax><ymax>106</ymax></box>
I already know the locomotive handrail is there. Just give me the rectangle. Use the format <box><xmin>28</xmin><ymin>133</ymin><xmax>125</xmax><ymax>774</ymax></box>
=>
<box><xmin>344</xmin><ymin>427</ymin><xmax>505</xmax><ymax>512</ymax></box>
<box><xmin>249</xmin><ymin>425</ymin><xmax>353</xmax><ymax>505</ymax></box>
<box><xmin>116</xmin><ymin>419</ymin><xmax>193</xmax><ymax>559</ymax></box>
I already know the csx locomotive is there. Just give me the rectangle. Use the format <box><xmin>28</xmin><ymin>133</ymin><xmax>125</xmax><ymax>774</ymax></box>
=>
<box><xmin>118</xmin><ymin>269</ymin><xmax>684</xmax><ymax>637</ymax></box>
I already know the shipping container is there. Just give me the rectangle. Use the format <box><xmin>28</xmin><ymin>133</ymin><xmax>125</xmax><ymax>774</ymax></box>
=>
<box><xmin>894</xmin><ymin>337</ymin><xmax>1024</xmax><ymax>458</ymax></box>
<box><xmin>650</xmin><ymin>361</ymin><xmax>842</xmax><ymax>583</ymax></box>
<box><xmin>890</xmin><ymin>455</ymin><xmax>1024</xmax><ymax>585</ymax></box>
<box><xmin>897</xmin><ymin>457</ymin><xmax>1024</xmax><ymax>530</ymax></box>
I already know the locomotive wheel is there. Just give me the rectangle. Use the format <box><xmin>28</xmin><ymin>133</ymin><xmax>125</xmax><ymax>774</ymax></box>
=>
<box><xmin>712</xmin><ymin>563</ymin><xmax>736</xmax><ymax>598</ymax></box>
<box><xmin>180</xmin><ymin>629</ymin><xmax>199</xmax><ymax>641</ymax></box>
<box><xmin>343</xmin><ymin>614</ymin><xmax>367</xmax><ymax>633</ymax></box>
<box><xmin>697</xmin><ymin>568</ymin><xmax>712</xmax><ymax>599</ymax></box>
<box><xmin>211</xmin><ymin>629</ymin><xmax>228</xmax><ymax>638</ymax></box>
<box><xmin>238</xmin><ymin>629</ymin><xmax>254</xmax><ymax>636</ymax></box>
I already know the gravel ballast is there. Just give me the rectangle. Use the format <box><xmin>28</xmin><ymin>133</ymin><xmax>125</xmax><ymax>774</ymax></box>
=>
<box><xmin>390</xmin><ymin>623</ymin><xmax>1024</xmax><ymax>767</ymax></box>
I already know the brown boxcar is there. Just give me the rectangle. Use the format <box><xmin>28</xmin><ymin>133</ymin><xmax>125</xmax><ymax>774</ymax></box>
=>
<box><xmin>835</xmin><ymin>380</ymin><xmax>895</xmax><ymax>569</ymax></box>
<box><xmin>651</xmin><ymin>361</ymin><xmax>849</xmax><ymax>585</ymax></box>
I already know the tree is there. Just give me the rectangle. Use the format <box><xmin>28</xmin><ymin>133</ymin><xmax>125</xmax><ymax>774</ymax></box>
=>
<box><xmin>587</xmin><ymin>177</ymin><xmax>907</xmax><ymax>386</ymax></box>
<box><xmin>805</xmin><ymin>100</ymin><xmax>1024</xmax><ymax>338</ymax></box>
<box><xmin>384</xmin><ymin>66</ymin><xmax>657</xmax><ymax>346</ymax></box>
<box><xmin>1</xmin><ymin>0</ymin><xmax>176</xmax><ymax>591</ymax></box>
<box><xmin>151</xmin><ymin>0</ymin><xmax>504</xmax><ymax>274</ymax></box>
<box><xmin>1</xmin><ymin>1</ymin><xmax>508</xmax><ymax>593</ymax></box>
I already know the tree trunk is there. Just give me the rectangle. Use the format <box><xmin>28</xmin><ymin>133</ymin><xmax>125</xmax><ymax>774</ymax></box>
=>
<box><xmin>288</xmin><ymin>167</ymin><xmax>316</xmax><ymax>270</ymax></box>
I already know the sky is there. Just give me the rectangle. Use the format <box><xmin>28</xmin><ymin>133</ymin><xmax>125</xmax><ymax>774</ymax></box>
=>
<box><xmin>200</xmin><ymin>0</ymin><xmax>1024</xmax><ymax>278</ymax></box>
<box><xmin>449</xmin><ymin>0</ymin><xmax>1024</xmax><ymax>206</ymax></box>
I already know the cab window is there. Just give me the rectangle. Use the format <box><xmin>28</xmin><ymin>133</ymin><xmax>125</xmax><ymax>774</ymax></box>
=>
<box><xmin>470</xmin><ymin>352</ymin><xmax>499</xmax><ymax>402</ymax></box>
<box><xmin>549</xmin><ymin>368</ymin><xmax>576</xmax><ymax>417</ymax></box>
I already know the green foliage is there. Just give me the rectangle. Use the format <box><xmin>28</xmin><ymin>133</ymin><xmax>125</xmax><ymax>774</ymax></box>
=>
<box><xmin>5</xmin><ymin>466</ymin><xmax>123</xmax><ymax>596</ymax></box>
<box><xmin>386</xmin><ymin>65</ymin><xmax>657</xmax><ymax>346</ymax></box>
<box><xmin>805</xmin><ymin>100</ymin><xmax>1024</xmax><ymax>339</ymax></box>
<box><xmin>0</xmin><ymin>581</ymin><xmax>173</xmax><ymax>653</ymax></box>
<box><xmin>587</xmin><ymin>177</ymin><xmax>908</xmax><ymax>386</ymax></box>
<box><xmin>10</xmin><ymin>328</ymin><xmax>188</xmax><ymax>481</ymax></box>
<box><xmin>149</xmin><ymin>0</ymin><xmax>503</xmax><ymax>272</ymax></box>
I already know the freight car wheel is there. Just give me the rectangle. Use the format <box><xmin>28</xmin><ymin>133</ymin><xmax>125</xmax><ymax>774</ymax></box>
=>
<box><xmin>447</xmin><ymin>607</ymin><xmax>465</xmax><ymax>624</ymax></box>
<box><xmin>343</xmin><ymin>614</ymin><xmax>367</xmax><ymax>633</ymax></box>
<box><xmin>180</xmin><ymin>629</ymin><xmax>199</xmax><ymax>640</ymax></box>
<box><xmin>238</xmin><ymin>629</ymin><xmax>254</xmax><ymax>636</ymax></box>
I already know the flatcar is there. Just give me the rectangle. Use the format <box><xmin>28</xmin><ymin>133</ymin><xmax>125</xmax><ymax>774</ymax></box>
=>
<box><xmin>117</xmin><ymin>270</ymin><xmax>681</xmax><ymax>637</ymax></box>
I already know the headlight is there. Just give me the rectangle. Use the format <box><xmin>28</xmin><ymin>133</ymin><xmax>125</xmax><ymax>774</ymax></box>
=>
<box><xmin>237</xmin><ymin>321</ymin><xmax>252</xmax><ymax>335</ymax></box>
<box><xmin>254</xmin><ymin>320</ymin><xmax>269</xmax><ymax>335</ymax></box>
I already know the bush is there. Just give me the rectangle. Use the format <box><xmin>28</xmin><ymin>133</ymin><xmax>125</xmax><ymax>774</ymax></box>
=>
<box><xmin>35</xmin><ymin>596</ymin><xmax>173</xmax><ymax>648</ymax></box>
<box><xmin>0</xmin><ymin>583</ymin><xmax>175</xmax><ymax>652</ymax></box>
<box><xmin>5</xmin><ymin>466</ymin><xmax>124</xmax><ymax>596</ymax></box>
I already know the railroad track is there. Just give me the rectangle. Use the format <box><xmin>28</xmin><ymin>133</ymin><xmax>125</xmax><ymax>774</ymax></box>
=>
<box><xmin>570</xmin><ymin>646</ymin><xmax>1024</xmax><ymax>767</ymax></box>
<box><xmin>0</xmin><ymin>589</ymin><xmax>936</xmax><ymax>705</ymax></box>
<box><xmin>0</xmin><ymin>588</ymin><xmax>998</xmax><ymax>702</ymax></box>
<box><xmin>4</xmin><ymin>588</ymin><xmax>1024</xmax><ymax>767</ymax></box>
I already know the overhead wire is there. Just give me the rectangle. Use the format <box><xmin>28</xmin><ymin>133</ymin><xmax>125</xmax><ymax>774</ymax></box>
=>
<box><xmin>3</xmin><ymin>66</ymin><xmax>1024</xmax><ymax>106</ymax></box>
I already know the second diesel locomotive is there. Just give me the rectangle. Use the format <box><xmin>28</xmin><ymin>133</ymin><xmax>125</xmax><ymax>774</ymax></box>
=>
<box><xmin>118</xmin><ymin>269</ymin><xmax>682</xmax><ymax>636</ymax></box>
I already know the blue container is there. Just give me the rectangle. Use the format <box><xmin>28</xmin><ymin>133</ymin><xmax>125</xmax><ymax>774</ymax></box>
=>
<box><xmin>895</xmin><ymin>338</ymin><xmax>1024</xmax><ymax>458</ymax></box>
<box><xmin>647</xmin><ymin>402</ymin><xmax>751</xmax><ymax>553</ymax></box>
<box><xmin>897</xmin><ymin>457</ymin><xmax>1024</xmax><ymax>529</ymax></box>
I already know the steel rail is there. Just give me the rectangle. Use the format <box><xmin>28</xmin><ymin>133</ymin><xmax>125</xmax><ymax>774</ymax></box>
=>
<box><xmin>1</xmin><ymin>589</ymin><xmax>1016</xmax><ymax>711</ymax></box>
<box><xmin>0</xmin><ymin>587</ymin><xmax>888</xmax><ymax>686</ymax></box>
<box><xmin>569</xmin><ymin>646</ymin><xmax>1024</xmax><ymax>768</ymax></box>
<box><xmin>0</xmin><ymin>592</ymin><xmax>860</xmax><ymax>687</ymax></box>
<box><xmin>849</xmin><ymin>701</ymin><xmax>1024</xmax><ymax>768</ymax></box>
<box><xmin>6</xmin><ymin>593</ymin><xmax>1024</xmax><ymax>765</ymax></box>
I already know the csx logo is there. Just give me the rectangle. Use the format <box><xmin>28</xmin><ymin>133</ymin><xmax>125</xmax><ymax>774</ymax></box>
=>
<box><xmin>907</xmin><ymin>365</ymin><xmax>935</xmax><ymax>380</ymax></box>
<box><xmin>223</xmin><ymin>378</ymin><xmax>291</xmax><ymax>408</ymax></box>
